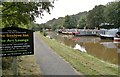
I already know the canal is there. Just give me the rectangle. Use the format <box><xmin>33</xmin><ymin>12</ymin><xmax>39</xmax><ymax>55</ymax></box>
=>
<box><xmin>47</xmin><ymin>31</ymin><xmax>120</xmax><ymax>65</ymax></box>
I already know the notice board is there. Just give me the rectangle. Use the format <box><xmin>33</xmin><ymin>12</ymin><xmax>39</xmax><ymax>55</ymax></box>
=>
<box><xmin>0</xmin><ymin>27</ymin><xmax>34</xmax><ymax>57</ymax></box>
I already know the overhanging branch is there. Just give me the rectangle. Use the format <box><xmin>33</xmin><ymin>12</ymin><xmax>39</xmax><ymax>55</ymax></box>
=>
<box><xmin>1</xmin><ymin>13</ymin><xmax>17</xmax><ymax>18</ymax></box>
<box><xmin>2</xmin><ymin>3</ymin><xmax>15</xmax><ymax>12</ymax></box>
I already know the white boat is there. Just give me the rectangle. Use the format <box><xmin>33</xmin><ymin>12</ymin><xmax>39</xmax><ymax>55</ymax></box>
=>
<box><xmin>100</xmin><ymin>34</ymin><xmax>115</xmax><ymax>40</ymax></box>
<box><xmin>99</xmin><ymin>29</ymin><xmax>118</xmax><ymax>40</ymax></box>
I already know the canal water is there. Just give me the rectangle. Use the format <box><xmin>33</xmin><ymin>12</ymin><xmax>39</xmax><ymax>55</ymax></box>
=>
<box><xmin>47</xmin><ymin>32</ymin><xmax>120</xmax><ymax>65</ymax></box>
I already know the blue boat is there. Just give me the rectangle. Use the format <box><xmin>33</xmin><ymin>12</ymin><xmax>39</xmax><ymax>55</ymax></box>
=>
<box><xmin>75</xmin><ymin>30</ymin><xmax>98</xmax><ymax>36</ymax></box>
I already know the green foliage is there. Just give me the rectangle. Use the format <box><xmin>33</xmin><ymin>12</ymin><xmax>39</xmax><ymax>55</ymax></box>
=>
<box><xmin>37</xmin><ymin>23</ymin><xmax>45</xmax><ymax>32</ymax></box>
<box><xmin>38</xmin><ymin>1</ymin><xmax>119</xmax><ymax>30</ymax></box>
<box><xmin>87</xmin><ymin>5</ymin><xmax>106</xmax><ymax>28</ymax></box>
<box><xmin>51</xmin><ymin>24</ymin><xmax>58</xmax><ymax>30</ymax></box>
<box><xmin>32</xmin><ymin>23</ymin><xmax>51</xmax><ymax>32</ymax></box>
<box><xmin>1</xmin><ymin>2</ymin><xmax>54</xmax><ymax>27</ymax></box>
<box><xmin>43</xmin><ymin>31</ymin><xmax>48</xmax><ymax>36</ymax></box>
<box><xmin>46</xmin><ymin>17</ymin><xmax>65</xmax><ymax>29</ymax></box>
<box><xmin>78</xmin><ymin>16</ymin><xmax>87</xmax><ymax>29</ymax></box>
<box><xmin>1</xmin><ymin>1</ymin><xmax>54</xmax><ymax>72</ymax></box>
<box><xmin>63</xmin><ymin>15</ymin><xmax>70</xmax><ymax>28</ymax></box>
<box><xmin>63</xmin><ymin>15</ymin><xmax>77</xmax><ymax>29</ymax></box>
<box><xmin>30</xmin><ymin>22</ymin><xmax>39</xmax><ymax>31</ymax></box>
<box><xmin>40</xmin><ymin>11</ymin><xmax>88</xmax><ymax>30</ymax></box>
<box><xmin>104</xmin><ymin>1</ymin><xmax>120</xmax><ymax>28</ymax></box>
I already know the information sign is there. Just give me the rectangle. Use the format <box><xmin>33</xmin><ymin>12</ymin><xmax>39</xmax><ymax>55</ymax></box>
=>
<box><xmin>0</xmin><ymin>27</ymin><xmax>34</xmax><ymax>56</ymax></box>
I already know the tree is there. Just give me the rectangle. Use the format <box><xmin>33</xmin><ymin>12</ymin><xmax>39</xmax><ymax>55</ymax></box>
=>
<box><xmin>63</xmin><ymin>15</ymin><xmax>70</xmax><ymax>29</ymax></box>
<box><xmin>1</xmin><ymin>1</ymin><xmax>55</xmax><ymax>71</ymax></box>
<box><xmin>78</xmin><ymin>16</ymin><xmax>87</xmax><ymax>29</ymax></box>
<box><xmin>1</xmin><ymin>2</ymin><xmax>54</xmax><ymax>27</ymax></box>
<box><xmin>63</xmin><ymin>15</ymin><xmax>77</xmax><ymax>29</ymax></box>
<box><xmin>104</xmin><ymin>1</ymin><xmax>120</xmax><ymax>28</ymax></box>
<box><xmin>87</xmin><ymin>5</ymin><xmax>106</xmax><ymax>28</ymax></box>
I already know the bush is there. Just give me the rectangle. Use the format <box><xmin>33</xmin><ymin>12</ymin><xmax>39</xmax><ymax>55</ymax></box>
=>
<box><xmin>43</xmin><ymin>32</ymin><xmax>48</xmax><ymax>36</ymax></box>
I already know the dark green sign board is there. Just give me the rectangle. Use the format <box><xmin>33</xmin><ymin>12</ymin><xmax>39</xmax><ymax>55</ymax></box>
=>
<box><xmin>0</xmin><ymin>27</ymin><xmax>34</xmax><ymax>57</ymax></box>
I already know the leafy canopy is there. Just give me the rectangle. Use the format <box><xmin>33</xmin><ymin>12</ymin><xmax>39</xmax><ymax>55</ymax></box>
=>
<box><xmin>1</xmin><ymin>2</ymin><xmax>54</xmax><ymax>27</ymax></box>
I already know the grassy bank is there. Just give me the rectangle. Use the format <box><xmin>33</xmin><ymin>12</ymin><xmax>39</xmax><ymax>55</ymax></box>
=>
<box><xmin>37</xmin><ymin>32</ymin><xmax>118</xmax><ymax>76</ymax></box>
<box><xmin>18</xmin><ymin>55</ymin><xmax>41</xmax><ymax>76</ymax></box>
<box><xmin>2</xmin><ymin>55</ymin><xmax>41</xmax><ymax>76</ymax></box>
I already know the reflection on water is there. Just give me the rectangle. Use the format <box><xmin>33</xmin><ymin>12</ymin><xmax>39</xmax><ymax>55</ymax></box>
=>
<box><xmin>100</xmin><ymin>42</ymin><xmax>117</xmax><ymax>48</ymax></box>
<box><xmin>48</xmin><ymin>32</ymin><xmax>119</xmax><ymax>65</ymax></box>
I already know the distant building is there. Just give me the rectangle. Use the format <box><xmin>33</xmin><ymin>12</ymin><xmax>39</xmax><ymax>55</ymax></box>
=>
<box><xmin>99</xmin><ymin>23</ymin><xmax>114</xmax><ymax>29</ymax></box>
<box><xmin>99</xmin><ymin>23</ymin><xmax>114</xmax><ymax>26</ymax></box>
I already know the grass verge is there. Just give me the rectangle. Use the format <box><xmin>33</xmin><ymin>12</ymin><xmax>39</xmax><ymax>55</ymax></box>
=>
<box><xmin>18</xmin><ymin>55</ymin><xmax>41</xmax><ymax>76</ymax></box>
<box><xmin>37</xmin><ymin>32</ymin><xmax>118</xmax><ymax>76</ymax></box>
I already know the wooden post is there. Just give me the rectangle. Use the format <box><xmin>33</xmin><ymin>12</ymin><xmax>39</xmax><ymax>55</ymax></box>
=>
<box><xmin>0</xmin><ymin>57</ymin><xmax>2</xmax><ymax>77</ymax></box>
<box><xmin>12</xmin><ymin>56</ymin><xmax>18</xmax><ymax>77</ymax></box>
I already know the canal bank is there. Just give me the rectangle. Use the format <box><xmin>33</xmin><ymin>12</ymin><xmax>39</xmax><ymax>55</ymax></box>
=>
<box><xmin>37</xmin><ymin>32</ymin><xmax>118</xmax><ymax>76</ymax></box>
<box><xmin>48</xmin><ymin>31</ymin><xmax>119</xmax><ymax>65</ymax></box>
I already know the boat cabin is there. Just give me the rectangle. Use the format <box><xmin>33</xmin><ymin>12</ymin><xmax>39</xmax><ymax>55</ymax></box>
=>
<box><xmin>100</xmin><ymin>29</ymin><xmax>118</xmax><ymax>40</ymax></box>
<box><xmin>115</xmin><ymin>32</ymin><xmax>120</xmax><ymax>38</ymax></box>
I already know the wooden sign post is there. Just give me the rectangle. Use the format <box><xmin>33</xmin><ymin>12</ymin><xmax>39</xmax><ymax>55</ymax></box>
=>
<box><xmin>12</xmin><ymin>56</ymin><xmax>18</xmax><ymax>76</ymax></box>
<box><xmin>1</xmin><ymin>26</ymin><xmax>34</xmax><ymax>76</ymax></box>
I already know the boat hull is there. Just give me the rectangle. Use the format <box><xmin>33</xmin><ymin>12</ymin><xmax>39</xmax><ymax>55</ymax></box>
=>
<box><xmin>75</xmin><ymin>34</ymin><xmax>96</xmax><ymax>36</ymax></box>
<box><xmin>100</xmin><ymin>34</ymin><xmax>114</xmax><ymax>40</ymax></box>
<box><xmin>114</xmin><ymin>37</ymin><xmax>120</xmax><ymax>43</ymax></box>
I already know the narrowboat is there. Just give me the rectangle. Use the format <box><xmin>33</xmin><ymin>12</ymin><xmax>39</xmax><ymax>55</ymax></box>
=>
<box><xmin>99</xmin><ymin>29</ymin><xmax>118</xmax><ymax>40</ymax></box>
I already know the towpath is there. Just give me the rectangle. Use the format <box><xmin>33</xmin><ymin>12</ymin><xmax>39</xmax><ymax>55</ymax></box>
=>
<box><xmin>34</xmin><ymin>33</ymin><xmax>80</xmax><ymax>75</ymax></box>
